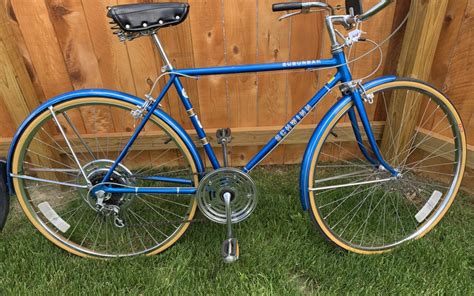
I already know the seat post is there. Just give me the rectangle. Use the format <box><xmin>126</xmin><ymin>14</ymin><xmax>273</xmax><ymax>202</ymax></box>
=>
<box><xmin>151</xmin><ymin>32</ymin><xmax>173</xmax><ymax>71</ymax></box>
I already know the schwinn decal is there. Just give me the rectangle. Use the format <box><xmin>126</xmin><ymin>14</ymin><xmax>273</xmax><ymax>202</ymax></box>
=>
<box><xmin>182</xmin><ymin>88</ymin><xmax>189</xmax><ymax>98</ymax></box>
<box><xmin>275</xmin><ymin>104</ymin><xmax>312</xmax><ymax>142</ymax></box>
<box><xmin>282</xmin><ymin>60</ymin><xmax>322</xmax><ymax>67</ymax></box>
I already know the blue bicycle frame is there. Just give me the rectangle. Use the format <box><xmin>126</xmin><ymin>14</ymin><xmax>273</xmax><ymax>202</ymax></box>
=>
<box><xmin>97</xmin><ymin>50</ymin><xmax>398</xmax><ymax>197</ymax></box>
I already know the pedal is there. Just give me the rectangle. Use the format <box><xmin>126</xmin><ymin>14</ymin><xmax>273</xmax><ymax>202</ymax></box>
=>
<box><xmin>221</xmin><ymin>191</ymin><xmax>239</xmax><ymax>263</ymax></box>
<box><xmin>221</xmin><ymin>238</ymin><xmax>239</xmax><ymax>263</ymax></box>
<box><xmin>216</xmin><ymin>128</ymin><xmax>232</xmax><ymax>167</ymax></box>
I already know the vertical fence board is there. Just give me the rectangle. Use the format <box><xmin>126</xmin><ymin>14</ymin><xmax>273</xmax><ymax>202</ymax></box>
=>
<box><xmin>223</xmin><ymin>0</ymin><xmax>259</xmax><ymax>166</ymax></box>
<box><xmin>82</xmin><ymin>0</ymin><xmax>137</xmax><ymax>133</ymax></box>
<box><xmin>188</xmin><ymin>0</ymin><xmax>228</xmax><ymax>129</ymax></box>
<box><xmin>155</xmin><ymin>0</ymin><xmax>199</xmax><ymax>130</ymax></box>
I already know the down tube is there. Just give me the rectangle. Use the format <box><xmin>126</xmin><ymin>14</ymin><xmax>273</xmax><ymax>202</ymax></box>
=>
<box><xmin>243</xmin><ymin>73</ymin><xmax>342</xmax><ymax>172</ymax></box>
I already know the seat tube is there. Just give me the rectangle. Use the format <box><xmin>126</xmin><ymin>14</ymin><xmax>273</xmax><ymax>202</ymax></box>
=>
<box><xmin>173</xmin><ymin>78</ymin><xmax>220</xmax><ymax>169</ymax></box>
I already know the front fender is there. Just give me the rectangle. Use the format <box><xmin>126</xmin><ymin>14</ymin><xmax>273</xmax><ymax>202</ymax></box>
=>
<box><xmin>299</xmin><ymin>76</ymin><xmax>397</xmax><ymax>210</ymax></box>
<box><xmin>6</xmin><ymin>89</ymin><xmax>205</xmax><ymax>193</ymax></box>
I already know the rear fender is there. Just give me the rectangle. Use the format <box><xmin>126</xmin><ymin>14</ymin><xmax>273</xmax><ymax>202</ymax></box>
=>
<box><xmin>6</xmin><ymin>89</ymin><xmax>205</xmax><ymax>193</ymax></box>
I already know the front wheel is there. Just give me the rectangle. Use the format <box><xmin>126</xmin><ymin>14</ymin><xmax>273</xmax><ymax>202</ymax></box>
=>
<box><xmin>306</xmin><ymin>79</ymin><xmax>466</xmax><ymax>254</ymax></box>
<box><xmin>10</xmin><ymin>96</ymin><xmax>200</xmax><ymax>258</ymax></box>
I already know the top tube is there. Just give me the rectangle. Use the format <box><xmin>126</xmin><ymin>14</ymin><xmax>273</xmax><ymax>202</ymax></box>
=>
<box><xmin>176</xmin><ymin>57</ymin><xmax>339</xmax><ymax>77</ymax></box>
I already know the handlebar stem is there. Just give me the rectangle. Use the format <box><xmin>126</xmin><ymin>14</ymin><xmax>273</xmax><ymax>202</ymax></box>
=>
<box><xmin>325</xmin><ymin>0</ymin><xmax>393</xmax><ymax>52</ymax></box>
<box><xmin>325</xmin><ymin>15</ymin><xmax>357</xmax><ymax>52</ymax></box>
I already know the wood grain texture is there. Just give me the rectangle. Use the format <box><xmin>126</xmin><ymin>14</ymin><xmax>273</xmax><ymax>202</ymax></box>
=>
<box><xmin>188</xmin><ymin>0</ymin><xmax>228</xmax><ymax>129</ymax></box>
<box><xmin>1</xmin><ymin>0</ymin><xmax>471</xmax><ymax>185</ymax></box>
<box><xmin>443</xmin><ymin>1</ymin><xmax>474</xmax><ymax>145</ymax></box>
<box><xmin>223</xmin><ymin>0</ymin><xmax>258</xmax><ymax>166</ymax></box>
<box><xmin>0</xmin><ymin>3</ymin><xmax>59</xmax><ymax>179</ymax></box>
<box><xmin>82</xmin><ymin>0</ymin><xmax>136</xmax><ymax>133</ymax></box>
<box><xmin>156</xmin><ymin>0</ymin><xmax>200</xmax><ymax>130</ymax></box>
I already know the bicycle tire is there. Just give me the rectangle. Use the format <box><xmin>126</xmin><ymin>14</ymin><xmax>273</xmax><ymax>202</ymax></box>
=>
<box><xmin>306</xmin><ymin>78</ymin><xmax>466</xmax><ymax>254</ymax></box>
<box><xmin>10</xmin><ymin>96</ymin><xmax>200</xmax><ymax>258</ymax></box>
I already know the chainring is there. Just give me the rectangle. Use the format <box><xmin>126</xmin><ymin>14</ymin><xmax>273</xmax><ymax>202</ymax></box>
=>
<box><xmin>196</xmin><ymin>168</ymin><xmax>257</xmax><ymax>224</ymax></box>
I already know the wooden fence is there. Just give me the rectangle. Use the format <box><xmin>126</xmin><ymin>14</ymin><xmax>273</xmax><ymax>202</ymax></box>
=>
<box><xmin>0</xmin><ymin>0</ymin><xmax>472</xmax><ymax>188</ymax></box>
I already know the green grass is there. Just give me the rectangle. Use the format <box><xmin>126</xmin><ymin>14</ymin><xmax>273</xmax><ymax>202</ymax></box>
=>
<box><xmin>0</xmin><ymin>166</ymin><xmax>473</xmax><ymax>295</ymax></box>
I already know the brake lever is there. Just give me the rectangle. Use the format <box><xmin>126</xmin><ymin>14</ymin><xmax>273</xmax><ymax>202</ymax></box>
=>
<box><xmin>278</xmin><ymin>8</ymin><xmax>326</xmax><ymax>21</ymax></box>
<box><xmin>278</xmin><ymin>10</ymin><xmax>303</xmax><ymax>21</ymax></box>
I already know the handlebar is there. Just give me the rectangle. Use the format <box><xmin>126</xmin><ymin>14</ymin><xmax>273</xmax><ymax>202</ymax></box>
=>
<box><xmin>359</xmin><ymin>0</ymin><xmax>393</xmax><ymax>21</ymax></box>
<box><xmin>272</xmin><ymin>0</ymin><xmax>393</xmax><ymax>22</ymax></box>
<box><xmin>272</xmin><ymin>2</ymin><xmax>303</xmax><ymax>12</ymax></box>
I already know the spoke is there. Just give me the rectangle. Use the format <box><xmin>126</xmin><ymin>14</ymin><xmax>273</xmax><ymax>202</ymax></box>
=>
<box><xmin>317</xmin><ymin>171</ymin><xmax>378</xmax><ymax>208</ymax></box>
<box><xmin>135</xmin><ymin>155</ymin><xmax>185</xmax><ymax>178</ymax></box>
<box><xmin>80</xmin><ymin>213</ymin><xmax>100</xmax><ymax>247</ymax></box>
<box><xmin>12</xmin><ymin>174</ymin><xmax>88</xmax><ymax>189</ymax></box>
<box><xmin>136</xmin><ymin>196</ymin><xmax>183</xmax><ymax>221</ymax></box>
<box><xmin>405</xmin><ymin>167</ymin><xmax>454</xmax><ymax>177</ymax></box>
<box><xmin>123</xmin><ymin>211</ymin><xmax>148</xmax><ymax>250</ymax></box>
<box><xmin>333</xmin><ymin>184</ymin><xmax>380</xmax><ymax>233</ymax></box>
<box><xmin>386</xmin><ymin>96</ymin><xmax>432</xmax><ymax>165</ymax></box>
<box><xmin>127</xmin><ymin>209</ymin><xmax>161</xmax><ymax>244</ymax></box>
<box><xmin>351</xmin><ymin>188</ymin><xmax>375</xmax><ymax>243</ymax></box>
<box><xmin>322</xmin><ymin>184</ymin><xmax>375</xmax><ymax>220</ymax></box>
<box><xmin>391</xmin><ymin>115</ymin><xmax>450</xmax><ymax>167</ymax></box>
<box><xmin>404</xmin><ymin>148</ymin><xmax>457</xmax><ymax>172</ymax></box>
<box><xmin>32</xmin><ymin>136</ymin><xmax>81</xmax><ymax>165</ymax></box>
<box><xmin>67</xmin><ymin>206</ymin><xmax>89</xmax><ymax>240</ymax></box>
<box><xmin>314</xmin><ymin>169</ymin><xmax>376</xmax><ymax>185</ymax></box>
<box><xmin>63</xmin><ymin>111</ymin><xmax>97</xmax><ymax>160</ymax></box>
<box><xmin>311</xmin><ymin>177</ymin><xmax>395</xmax><ymax>191</ymax></box>
<box><xmin>26</xmin><ymin>149</ymin><xmax>76</xmax><ymax>170</ymax></box>
<box><xmin>49</xmin><ymin>106</ymin><xmax>92</xmax><ymax>186</ymax></box>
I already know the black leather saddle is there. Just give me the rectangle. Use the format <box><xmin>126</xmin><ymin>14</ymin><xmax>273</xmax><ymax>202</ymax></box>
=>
<box><xmin>107</xmin><ymin>3</ymin><xmax>189</xmax><ymax>34</ymax></box>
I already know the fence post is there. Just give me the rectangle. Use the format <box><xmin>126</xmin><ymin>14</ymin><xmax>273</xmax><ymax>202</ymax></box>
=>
<box><xmin>380</xmin><ymin>0</ymin><xmax>449</xmax><ymax>165</ymax></box>
<box><xmin>0</xmin><ymin>3</ymin><xmax>57</xmax><ymax>179</ymax></box>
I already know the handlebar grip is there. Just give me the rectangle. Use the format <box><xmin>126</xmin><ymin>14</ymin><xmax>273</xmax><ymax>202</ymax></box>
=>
<box><xmin>272</xmin><ymin>2</ymin><xmax>303</xmax><ymax>12</ymax></box>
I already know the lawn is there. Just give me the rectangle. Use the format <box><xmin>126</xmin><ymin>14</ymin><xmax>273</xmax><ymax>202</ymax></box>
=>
<box><xmin>0</xmin><ymin>166</ymin><xmax>472</xmax><ymax>295</ymax></box>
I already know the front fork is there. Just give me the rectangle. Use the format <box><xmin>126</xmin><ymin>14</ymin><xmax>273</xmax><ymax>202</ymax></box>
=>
<box><xmin>348</xmin><ymin>89</ymin><xmax>400</xmax><ymax>177</ymax></box>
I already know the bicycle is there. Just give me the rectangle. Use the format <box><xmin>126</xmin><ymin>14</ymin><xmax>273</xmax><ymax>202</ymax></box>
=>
<box><xmin>5</xmin><ymin>0</ymin><xmax>466</xmax><ymax>261</ymax></box>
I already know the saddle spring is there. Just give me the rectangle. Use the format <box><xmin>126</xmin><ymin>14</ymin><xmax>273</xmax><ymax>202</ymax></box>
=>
<box><xmin>108</xmin><ymin>21</ymin><xmax>155</xmax><ymax>42</ymax></box>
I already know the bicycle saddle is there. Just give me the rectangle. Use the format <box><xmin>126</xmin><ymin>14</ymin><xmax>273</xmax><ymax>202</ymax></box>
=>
<box><xmin>107</xmin><ymin>3</ymin><xmax>189</xmax><ymax>33</ymax></box>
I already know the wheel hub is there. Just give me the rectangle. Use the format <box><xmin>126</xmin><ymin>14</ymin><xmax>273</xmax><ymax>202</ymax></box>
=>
<box><xmin>79</xmin><ymin>160</ymin><xmax>134</xmax><ymax>211</ymax></box>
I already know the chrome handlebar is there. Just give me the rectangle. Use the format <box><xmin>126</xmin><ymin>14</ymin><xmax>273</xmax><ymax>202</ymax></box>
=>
<box><xmin>273</xmin><ymin>0</ymin><xmax>394</xmax><ymax>22</ymax></box>
<box><xmin>358</xmin><ymin>0</ymin><xmax>394</xmax><ymax>21</ymax></box>
<box><xmin>273</xmin><ymin>0</ymin><xmax>395</xmax><ymax>51</ymax></box>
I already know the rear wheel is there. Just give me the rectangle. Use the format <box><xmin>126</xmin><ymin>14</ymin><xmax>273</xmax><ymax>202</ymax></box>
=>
<box><xmin>307</xmin><ymin>79</ymin><xmax>466</xmax><ymax>254</ymax></box>
<box><xmin>11</xmin><ymin>97</ymin><xmax>199</xmax><ymax>258</ymax></box>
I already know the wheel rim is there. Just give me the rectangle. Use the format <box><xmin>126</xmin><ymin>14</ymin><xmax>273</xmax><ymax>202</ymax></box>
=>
<box><xmin>12</xmin><ymin>98</ymin><xmax>199</xmax><ymax>257</ymax></box>
<box><xmin>309</xmin><ymin>81</ymin><xmax>465</xmax><ymax>252</ymax></box>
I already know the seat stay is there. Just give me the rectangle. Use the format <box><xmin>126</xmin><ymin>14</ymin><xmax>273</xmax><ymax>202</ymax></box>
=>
<box><xmin>101</xmin><ymin>77</ymin><xmax>176</xmax><ymax>183</ymax></box>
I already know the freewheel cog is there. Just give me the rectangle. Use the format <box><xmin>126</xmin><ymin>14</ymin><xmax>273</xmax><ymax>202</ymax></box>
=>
<box><xmin>197</xmin><ymin>168</ymin><xmax>257</xmax><ymax>224</ymax></box>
